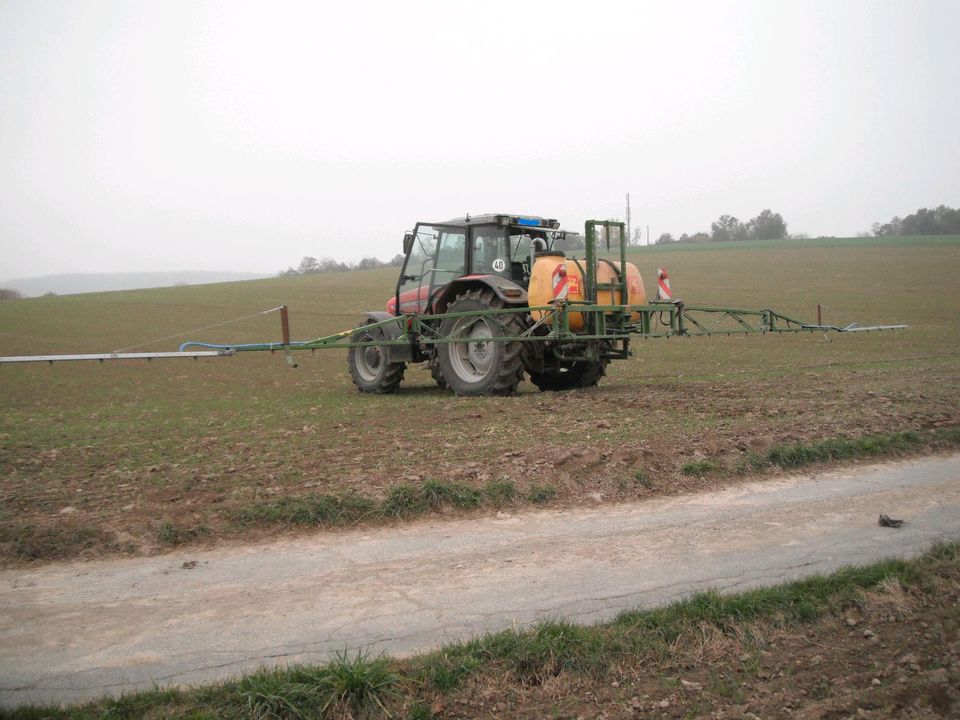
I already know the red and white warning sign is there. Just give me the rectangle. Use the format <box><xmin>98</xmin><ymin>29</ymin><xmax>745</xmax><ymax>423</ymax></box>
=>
<box><xmin>656</xmin><ymin>267</ymin><xmax>672</xmax><ymax>301</ymax></box>
<box><xmin>551</xmin><ymin>263</ymin><xmax>569</xmax><ymax>301</ymax></box>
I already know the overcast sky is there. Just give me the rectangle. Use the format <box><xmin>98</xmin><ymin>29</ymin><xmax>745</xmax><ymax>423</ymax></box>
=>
<box><xmin>1</xmin><ymin>0</ymin><xmax>957</xmax><ymax>279</ymax></box>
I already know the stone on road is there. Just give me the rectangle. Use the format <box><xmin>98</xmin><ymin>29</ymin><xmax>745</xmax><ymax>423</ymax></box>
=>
<box><xmin>2</xmin><ymin>454</ymin><xmax>960</xmax><ymax>707</ymax></box>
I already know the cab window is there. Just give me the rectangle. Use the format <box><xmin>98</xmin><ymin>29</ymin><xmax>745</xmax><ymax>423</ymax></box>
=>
<box><xmin>398</xmin><ymin>225</ymin><xmax>466</xmax><ymax>302</ymax></box>
<box><xmin>472</xmin><ymin>227</ymin><xmax>508</xmax><ymax>275</ymax></box>
<box><xmin>435</xmin><ymin>230</ymin><xmax>466</xmax><ymax>279</ymax></box>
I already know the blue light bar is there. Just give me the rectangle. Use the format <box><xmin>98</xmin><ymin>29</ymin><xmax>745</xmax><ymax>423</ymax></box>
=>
<box><xmin>516</xmin><ymin>217</ymin><xmax>541</xmax><ymax>227</ymax></box>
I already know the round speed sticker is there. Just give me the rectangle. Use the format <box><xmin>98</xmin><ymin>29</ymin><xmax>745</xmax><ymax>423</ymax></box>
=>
<box><xmin>492</xmin><ymin>258</ymin><xmax>506</xmax><ymax>272</ymax></box>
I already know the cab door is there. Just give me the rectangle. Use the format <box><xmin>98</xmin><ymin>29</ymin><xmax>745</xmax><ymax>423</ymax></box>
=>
<box><xmin>394</xmin><ymin>224</ymin><xmax>466</xmax><ymax>314</ymax></box>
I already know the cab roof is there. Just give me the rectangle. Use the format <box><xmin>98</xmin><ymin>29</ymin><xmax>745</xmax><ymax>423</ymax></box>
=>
<box><xmin>439</xmin><ymin>213</ymin><xmax>562</xmax><ymax>229</ymax></box>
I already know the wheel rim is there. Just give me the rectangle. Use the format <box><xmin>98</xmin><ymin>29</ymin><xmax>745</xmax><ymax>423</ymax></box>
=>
<box><xmin>448</xmin><ymin>319</ymin><xmax>496</xmax><ymax>383</ymax></box>
<box><xmin>353</xmin><ymin>335</ymin><xmax>382</xmax><ymax>382</ymax></box>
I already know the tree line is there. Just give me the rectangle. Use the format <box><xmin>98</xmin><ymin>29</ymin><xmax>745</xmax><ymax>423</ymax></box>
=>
<box><xmin>279</xmin><ymin>254</ymin><xmax>405</xmax><ymax>277</ymax></box>
<box><xmin>871</xmin><ymin>205</ymin><xmax>960</xmax><ymax>237</ymax></box>
<box><xmin>656</xmin><ymin>209</ymin><xmax>788</xmax><ymax>245</ymax></box>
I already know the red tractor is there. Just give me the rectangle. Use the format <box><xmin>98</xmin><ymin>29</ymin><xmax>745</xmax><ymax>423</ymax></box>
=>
<box><xmin>347</xmin><ymin>214</ymin><xmax>644</xmax><ymax>396</ymax></box>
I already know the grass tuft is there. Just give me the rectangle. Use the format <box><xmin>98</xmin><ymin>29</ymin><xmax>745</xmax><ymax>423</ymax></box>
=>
<box><xmin>1</xmin><ymin>524</ymin><xmax>101</xmax><ymax>561</ymax></box>
<box><xmin>235</xmin><ymin>492</ymin><xmax>377</xmax><ymax>526</ymax></box>
<box><xmin>321</xmin><ymin>649</ymin><xmax>398</xmax><ymax>714</ymax></box>
<box><xmin>527</xmin><ymin>485</ymin><xmax>557</xmax><ymax>504</ymax></box>
<box><xmin>681</xmin><ymin>460</ymin><xmax>717</xmax><ymax>477</ymax></box>
<box><xmin>420</xmin><ymin>479</ymin><xmax>481</xmax><ymax>510</ymax></box>
<box><xmin>484</xmin><ymin>479</ymin><xmax>517</xmax><ymax>506</ymax></box>
<box><xmin>380</xmin><ymin>484</ymin><xmax>425</xmax><ymax>518</ymax></box>
<box><xmin>633</xmin><ymin>470</ymin><xmax>653</xmax><ymax>488</ymax></box>
<box><xmin>236</xmin><ymin>667</ymin><xmax>326</xmax><ymax>719</ymax></box>
<box><xmin>156</xmin><ymin>522</ymin><xmax>210</xmax><ymax>546</ymax></box>
<box><xmin>481</xmin><ymin>620</ymin><xmax>608</xmax><ymax>684</ymax></box>
<box><xmin>760</xmin><ymin>429</ymin><xmax>950</xmax><ymax>470</ymax></box>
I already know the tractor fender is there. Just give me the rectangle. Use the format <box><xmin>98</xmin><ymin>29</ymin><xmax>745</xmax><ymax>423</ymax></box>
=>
<box><xmin>357</xmin><ymin>311</ymin><xmax>415</xmax><ymax>363</ymax></box>
<box><xmin>433</xmin><ymin>276</ymin><xmax>528</xmax><ymax>314</ymax></box>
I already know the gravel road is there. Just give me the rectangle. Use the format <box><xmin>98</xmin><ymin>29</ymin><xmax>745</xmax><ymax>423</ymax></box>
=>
<box><xmin>2</xmin><ymin>453</ymin><xmax>959</xmax><ymax>708</ymax></box>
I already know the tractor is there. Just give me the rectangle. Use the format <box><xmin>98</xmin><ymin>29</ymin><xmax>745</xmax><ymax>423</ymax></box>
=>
<box><xmin>348</xmin><ymin>214</ymin><xmax>643</xmax><ymax>396</ymax></box>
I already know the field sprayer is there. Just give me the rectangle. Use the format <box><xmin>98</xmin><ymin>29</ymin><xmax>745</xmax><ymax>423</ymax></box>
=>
<box><xmin>0</xmin><ymin>213</ymin><xmax>906</xmax><ymax>393</ymax></box>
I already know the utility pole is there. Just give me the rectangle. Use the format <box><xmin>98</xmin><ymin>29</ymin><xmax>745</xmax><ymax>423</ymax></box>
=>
<box><xmin>625</xmin><ymin>193</ymin><xmax>632</xmax><ymax>246</ymax></box>
<box><xmin>646</xmin><ymin>225</ymin><xmax>650</xmax><ymax>246</ymax></box>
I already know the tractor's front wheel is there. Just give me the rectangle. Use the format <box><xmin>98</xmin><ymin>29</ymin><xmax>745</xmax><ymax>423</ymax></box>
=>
<box><xmin>436</xmin><ymin>289</ymin><xmax>525</xmax><ymax>396</ymax></box>
<box><xmin>347</xmin><ymin>323</ymin><xmax>405</xmax><ymax>393</ymax></box>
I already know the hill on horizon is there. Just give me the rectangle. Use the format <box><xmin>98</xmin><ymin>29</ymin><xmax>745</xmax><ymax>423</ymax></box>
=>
<box><xmin>2</xmin><ymin>271</ymin><xmax>271</xmax><ymax>297</ymax></box>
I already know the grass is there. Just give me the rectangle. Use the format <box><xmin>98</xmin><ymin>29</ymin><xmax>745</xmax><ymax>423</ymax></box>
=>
<box><xmin>236</xmin><ymin>478</ymin><xmax>514</xmax><ymax>530</ymax></box>
<box><xmin>7</xmin><ymin>541</ymin><xmax>957</xmax><ymax>719</ymax></box>
<box><xmin>1</xmin><ymin>234</ymin><xmax>959</xmax><ymax>563</ymax></box>
<box><xmin>749</xmin><ymin>427</ymin><xmax>960</xmax><ymax>471</ymax></box>
<box><xmin>235</xmin><ymin>491</ymin><xmax>378</xmax><ymax>526</ymax></box>
<box><xmin>156</xmin><ymin>521</ymin><xmax>210</xmax><ymax>546</ymax></box>
<box><xmin>483</xmin><ymin>478</ymin><xmax>516</xmax><ymax>505</ymax></box>
<box><xmin>527</xmin><ymin>485</ymin><xmax>557</xmax><ymax>504</ymax></box>
<box><xmin>680</xmin><ymin>460</ymin><xmax>717</xmax><ymax>476</ymax></box>
<box><xmin>0</xmin><ymin>523</ymin><xmax>107</xmax><ymax>561</ymax></box>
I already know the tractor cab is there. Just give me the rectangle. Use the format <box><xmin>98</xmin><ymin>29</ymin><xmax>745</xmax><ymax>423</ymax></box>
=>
<box><xmin>389</xmin><ymin>214</ymin><xmax>581</xmax><ymax>315</ymax></box>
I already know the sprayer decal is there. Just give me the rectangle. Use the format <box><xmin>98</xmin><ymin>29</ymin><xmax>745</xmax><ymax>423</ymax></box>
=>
<box><xmin>656</xmin><ymin>267</ymin><xmax>672</xmax><ymax>301</ymax></box>
<box><xmin>552</xmin><ymin>264</ymin><xmax>570</xmax><ymax>300</ymax></box>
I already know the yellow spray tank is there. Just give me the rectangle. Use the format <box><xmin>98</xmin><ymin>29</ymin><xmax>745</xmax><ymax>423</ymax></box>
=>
<box><xmin>528</xmin><ymin>252</ymin><xmax>646</xmax><ymax>331</ymax></box>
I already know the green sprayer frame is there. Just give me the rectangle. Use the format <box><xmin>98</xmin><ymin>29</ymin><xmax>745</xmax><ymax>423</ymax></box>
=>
<box><xmin>193</xmin><ymin>300</ymin><xmax>898</xmax><ymax>356</ymax></box>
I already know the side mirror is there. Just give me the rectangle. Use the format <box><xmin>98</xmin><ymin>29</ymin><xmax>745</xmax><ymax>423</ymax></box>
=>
<box><xmin>402</xmin><ymin>232</ymin><xmax>414</xmax><ymax>256</ymax></box>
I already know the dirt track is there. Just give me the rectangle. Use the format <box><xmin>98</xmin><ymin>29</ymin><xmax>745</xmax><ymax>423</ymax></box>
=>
<box><xmin>2</xmin><ymin>454</ymin><xmax>959</xmax><ymax>708</ymax></box>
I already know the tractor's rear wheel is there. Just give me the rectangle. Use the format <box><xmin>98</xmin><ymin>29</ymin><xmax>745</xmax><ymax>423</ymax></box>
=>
<box><xmin>528</xmin><ymin>358</ymin><xmax>608</xmax><ymax>391</ymax></box>
<box><xmin>437</xmin><ymin>289</ymin><xmax>525</xmax><ymax>396</ymax></box>
<box><xmin>347</xmin><ymin>323</ymin><xmax>405</xmax><ymax>393</ymax></box>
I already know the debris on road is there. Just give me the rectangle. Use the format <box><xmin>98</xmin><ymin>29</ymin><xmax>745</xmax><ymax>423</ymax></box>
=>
<box><xmin>879</xmin><ymin>514</ymin><xmax>905</xmax><ymax>528</ymax></box>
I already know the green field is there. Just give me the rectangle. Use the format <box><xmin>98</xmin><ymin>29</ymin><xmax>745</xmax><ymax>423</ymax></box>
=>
<box><xmin>2</xmin><ymin>235</ymin><xmax>959</xmax><ymax>564</ymax></box>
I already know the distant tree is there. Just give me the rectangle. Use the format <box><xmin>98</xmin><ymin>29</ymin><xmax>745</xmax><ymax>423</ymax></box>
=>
<box><xmin>319</xmin><ymin>257</ymin><xmax>349</xmax><ymax>273</ymax></box>
<box><xmin>677</xmin><ymin>233</ymin><xmax>690</xmax><ymax>243</ymax></box>
<box><xmin>899</xmin><ymin>205</ymin><xmax>960</xmax><ymax>235</ymax></box>
<box><xmin>872</xmin><ymin>218</ymin><xmax>902</xmax><ymax>237</ymax></box>
<box><xmin>297</xmin><ymin>256</ymin><xmax>320</xmax><ymax>274</ymax></box>
<box><xmin>389</xmin><ymin>253</ymin><xmax>405</xmax><ymax>266</ymax></box>
<box><xmin>631</xmin><ymin>227</ymin><xmax>644</xmax><ymax>246</ymax></box>
<box><xmin>745</xmin><ymin>209</ymin><xmax>787</xmax><ymax>240</ymax></box>
<box><xmin>356</xmin><ymin>257</ymin><xmax>383</xmax><ymax>270</ymax></box>
<box><xmin>872</xmin><ymin>205</ymin><xmax>960</xmax><ymax>237</ymax></box>
<box><xmin>710</xmin><ymin>215</ymin><xmax>748</xmax><ymax>242</ymax></box>
<box><xmin>42</xmin><ymin>291</ymin><xmax>58</xmax><ymax>297</ymax></box>
<box><xmin>0</xmin><ymin>288</ymin><xmax>22</xmax><ymax>301</ymax></box>
<box><xmin>689</xmin><ymin>232</ymin><xmax>711</xmax><ymax>243</ymax></box>
<box><xmin>656</xmin><ymin>232</ymin><xmax>675</xmax><ymax>245</ymax></box>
